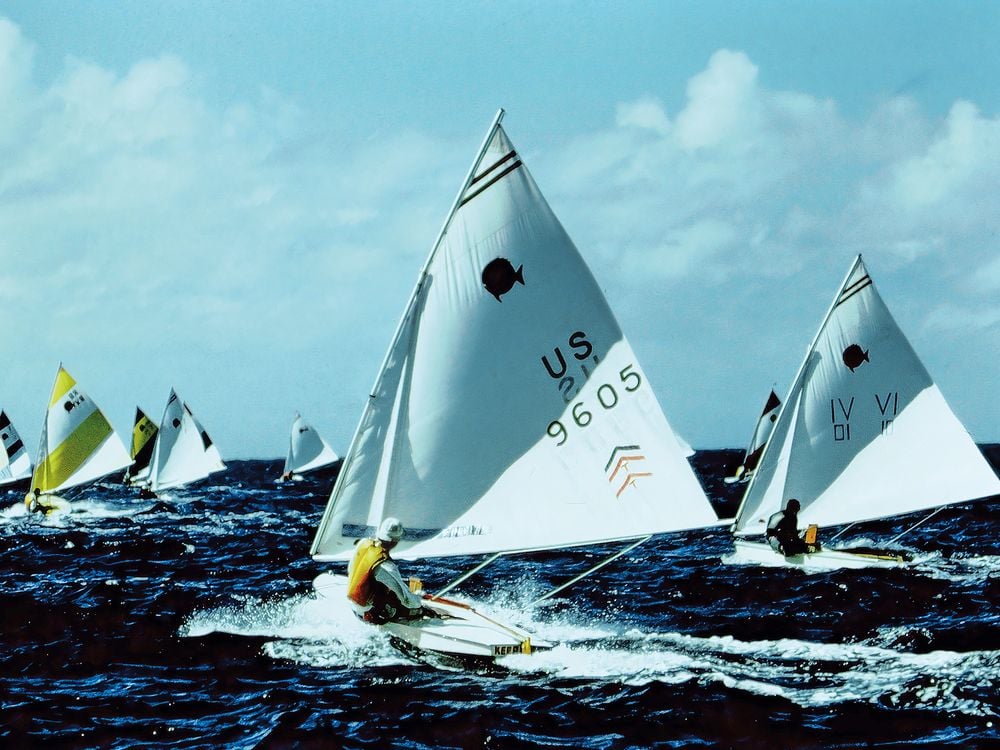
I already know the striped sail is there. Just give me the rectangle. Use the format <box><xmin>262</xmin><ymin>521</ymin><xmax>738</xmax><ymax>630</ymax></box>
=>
<box><xmin>284</xmin><ymin>414</ymin><xmax>339</xmax><ymax>476</ymax></box>
<box><xmin>734</xmin><ymin>256</ymin><xmax>1000</xmax><ymax>534</ymax></box>
<box><xmin>312</xmin><ymin>111</ymin><xmax>717</xmax><ymax>562</ymax></box>
<box><xmin>148</xmin><ymin>390</ymin><xmax>226</xmax><ymax>492</ymax></box>
<box><xmin>30</xmin><ymin>366</ymin><xmax>132</xmax><ymax>495</ymax></box>
<box><xmin>0</xmin><ymin>411</ymin><xmax>32</xmax><ymax>486</ymax></box>
<box><xmin>125</xmin><ymin>407</ymin><xmax>159</xmax><ymax>486</ymax></box>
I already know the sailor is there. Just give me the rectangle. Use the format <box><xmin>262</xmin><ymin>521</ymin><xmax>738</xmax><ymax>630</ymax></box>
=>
<box><xmin>346</xmin><ymin>517</ymin><xmax>426</xmax><ymax>624</ymax></box>
<box><xmin>765</xmin><ymin>498</ymin><xmax>810</xmax><ymax>555</ymax></box>
<box><xmin>25</xmin><ymin>488</ymin><xmax>43</xmax><ymax>514</ymax></box>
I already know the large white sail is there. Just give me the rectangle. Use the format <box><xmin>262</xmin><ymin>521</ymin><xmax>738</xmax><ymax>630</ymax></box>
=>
<box><xmin>125</xmin><ymin>407</ymin><xmax>158</xmax><ymax>486</ymax></box>
<box><xmin>312</xmin><ymin>111</ymin><xmax>717</xmax><ymax>562</ymax></box>
<box><xmin>30</xmin><ymin>366</ymin><xmax>132</xmax><ymax>495</ymax></box>
<box><xmin>734</xmin><ymin>256</ymin><xmax>1000</xmax><ymax>535</ymax></box>
<box><xmin>284</xmin><ymin>414</ymin><xmax>339</xmax><ymax>476</ymax></box>
<box><xmin>0</xmin><ymin>410</ymin><xmax>32</xmax><ymax>486</ymax></box>
<box><xmin>148</xmin><ymin>390</ymin><xmax>226</xmax><ymax>492</ymax></box>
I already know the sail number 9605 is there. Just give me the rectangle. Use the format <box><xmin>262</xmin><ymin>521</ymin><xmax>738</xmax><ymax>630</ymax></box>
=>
<box><xmin>546</xmin><ymin>365</ymin><xmax>642</xmax><ymax>446</ymax></box>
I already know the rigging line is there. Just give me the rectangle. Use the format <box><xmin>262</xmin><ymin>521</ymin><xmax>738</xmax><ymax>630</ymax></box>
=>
<box><xmin>885</xmin><ymin>506</ymin><xmax>944</xmax><ymax>547</ymax></box>
<box><xmin>829</xmin><ymin>522</ymin><xmax>857</xmax><ymax>541</ymax></box>
<box><xmin>529</xmin><ymin>535</ymin><xmax>652</xmax><ymax>607</ymax></box>
<box><xmin>429</xmin><ymin>551</ymin><xmax>507</xmax><ymax>600</ymax></box>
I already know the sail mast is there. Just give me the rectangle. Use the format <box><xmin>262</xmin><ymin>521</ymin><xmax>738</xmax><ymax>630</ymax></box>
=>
<box><xmin>310</xmin><ymin>109</ymin><xmax>506</xmax><ymax>555</ymax></box>
<box><xmin>732</xmin><ymin>255</ymin><xmax>863</xmax><ymax>530</ymax></box>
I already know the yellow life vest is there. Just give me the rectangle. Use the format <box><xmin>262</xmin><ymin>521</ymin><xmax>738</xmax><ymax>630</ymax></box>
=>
<box><xmin>346</xmin><ymin>539</ymin><xmax>389</xmax><ymax>606</ymax></box>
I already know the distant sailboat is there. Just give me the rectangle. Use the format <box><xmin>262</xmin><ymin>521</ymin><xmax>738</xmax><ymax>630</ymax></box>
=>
<box><xmin>0</xmin><ymin>410</ymin><xmax>32</xmax><ymax>489</ymax></box>
<box><xmin>725</xmin><ymin>390</ymin><xmax>781</xmax><ymax>484</ymax></box>
<box><xmin>311</xmin><ymin>110</ymin><xmax>720</xmax><ymax>658</ymax></box>
<box><xmin>147</xmin><ymin>389</ymin><xmax>226</xmax><ymax>494</ymax></box>
<box><xmin>729</xmin><ymin>256</ymin><xmax>1000</xmax><ymax>569</ymax></box>
<box><xmin>279</xmin><ymin>414</ymin><xmax>339</xmax><ymax>481</ymax></box>
<box><xmin>124</xmin><ymin>407</ymin><xmax>158</xmax><ymax>487</ymax></box>
<box><xmin>27</xmin><ymin>365</ymin><xmax>132</xmax><ymax>513</ymax></box>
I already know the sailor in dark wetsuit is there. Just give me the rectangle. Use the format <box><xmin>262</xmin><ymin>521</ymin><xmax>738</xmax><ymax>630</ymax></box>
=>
<box><xmin>766</xmin><ymin>498</ymin><xmax>810</xmax><ymax>555</ymax></box>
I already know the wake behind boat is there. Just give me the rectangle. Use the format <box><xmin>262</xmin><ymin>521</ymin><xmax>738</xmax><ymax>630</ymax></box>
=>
<box><xmin>309</xmin><ymin>110</ymin><xmax>720</xmax><ymax>661</ymax></box>
<box><xmin>727</xmin><ymin>256</ymin><xmax>1000</xmax><ymax>570</ymax></box>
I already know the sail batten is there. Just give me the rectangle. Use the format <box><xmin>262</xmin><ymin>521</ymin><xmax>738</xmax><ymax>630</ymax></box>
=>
<box><xmin>734</xmin><ymin>256</ymin><xmax>1000</xmax><ymax>535</ymax></box>
<box><xmin>312</xmin><ymin>114</ymin><xmax>717</xmax><ymax>562</ymax></box>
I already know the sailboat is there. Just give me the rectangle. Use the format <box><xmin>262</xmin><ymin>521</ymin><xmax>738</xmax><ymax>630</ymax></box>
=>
<box><xmin>278</xmin><ymin>414</ymin><xmax>340</xmax><ymax>482</ymax></box>
<box><xmin>0</xmin><ymin>410</ymin><xmax>33</xmax><ymax>490</ymax></box>
<box><xmin>146</xmin><ymin>389</ymin><xmax>226</xmax><ymax>494</ymax></box>
<box><xmin>310</xmin><ymin>110</ymin><xmax>720</xmax><ymax>659</ymax></box>
<box><xmin>725</xmin><ymin>390</ymin><xmax>781</xmax><ymax>484</ymax></box>
<box><xmin>123</xmin><ymin>407</ymin><xmax>158</xmax><ymax>487</ymax></box>
<box><xmin>27</xmin><ymin>365</ymin><xmax>132</xmax><ymax>514</ymax></box>
<box><xmin>729</xmin><ymin>256</ymin><xmax>1000</xmax><ymax>569</ymax></box>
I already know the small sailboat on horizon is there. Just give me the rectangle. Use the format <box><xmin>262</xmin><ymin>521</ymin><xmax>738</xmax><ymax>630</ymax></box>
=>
<box><xmin>278</xmin><ymin>413</ymin><xmax>340</xmax><ymax>483</ymax></box>
<box><xmin>727</xmin><ymin>255</ymin><xmax>1000</xmax><ymax>569</ymax></box>
<box><xmin>310</xmin><ymin>109</ymin><xmax>721</xmax><ymax>660</ymax></box>
<box><xmin>123</xmin><ymin>407</ymin><xmax>158</xmax><ymax>488</ymax></box>
<box><xmin>725</xmin><ymin>389</ymin><xmax>780</xmax><ymax>485</ymax></box>
<box><xmin>145</xmin><ymin>389</ymin><xmax>226</xmax><ymax>496</ymax></box>
<box><xmin>26</xmin><ymin>365</ymin><xmax>132</xmax><ymax>514</ymax></box>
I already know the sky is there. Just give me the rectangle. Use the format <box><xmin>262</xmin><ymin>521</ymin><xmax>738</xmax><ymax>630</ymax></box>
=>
<box><xmin>0</xmin><ymin>1</ymin><xmax>998</xmax><ymax>458</ymax></box>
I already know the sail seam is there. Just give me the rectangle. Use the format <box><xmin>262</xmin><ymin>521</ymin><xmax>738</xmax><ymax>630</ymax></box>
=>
<box><xmin>459</xmin><ymin>160</ymin><xmax>523</xmax><ymax>207</ymax></box>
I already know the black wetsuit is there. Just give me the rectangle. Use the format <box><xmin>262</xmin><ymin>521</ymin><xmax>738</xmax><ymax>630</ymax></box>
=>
<box><xmin>766</xmin><ymin>510</ymin><xmax>809</xmax><ymax>555</ymax></box>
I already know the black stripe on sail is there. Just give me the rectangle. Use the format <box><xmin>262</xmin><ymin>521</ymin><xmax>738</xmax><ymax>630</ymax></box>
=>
<box><xmin>459</xmin><ymin>159</ymin><xmax>523</xmax><ymax>208</ymax></box>
<box><xmin>836</xmin><ymin>275</ymin><xmax>872</xmax><ymax>308</ymax></box>
<box><xmin>0</xmin><ymin>412</ymin><xmax>9</xmax><ymax>430</ymax></box>
<box><xmin>762</xmin><ymin>390</ymin><xmax>781</xmax><ymax>414</ymax></box>
<box><xmin>469</xmin><ymin>150</ymin><xmax>517</xmax><ymax>187</ymax></box>
<box><xmin>200</xmin><ymin>431</ymin><xmax>214</xmax><ymax>450</ymax></box>
<box><xmin>6</xmin><ymin>439</ymin><xmax>23</xmax><ymax>456</ymax></box>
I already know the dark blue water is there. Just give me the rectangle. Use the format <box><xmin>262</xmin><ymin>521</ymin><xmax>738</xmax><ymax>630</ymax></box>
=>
<box><xmin>2</xmin><ymin>449</ymin><xmax>998</xmax><ymax>749</ymax></box>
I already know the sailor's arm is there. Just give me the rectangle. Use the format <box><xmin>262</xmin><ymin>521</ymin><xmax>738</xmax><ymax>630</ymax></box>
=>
<box><xmin>373</xmin><ymin>561</ymin><xmax>424</xmax><ymax>609</ymax></box>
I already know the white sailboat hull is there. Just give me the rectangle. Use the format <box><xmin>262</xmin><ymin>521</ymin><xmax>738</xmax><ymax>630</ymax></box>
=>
<box><xmin>727</xmin><ymin>540</ymin><xmax>908</xmax><ymax>570</ymax></box>
<box><xmin>313</xmin><ymin>573</ymin><xmax>551</xmax><ymax>659</ymax></box>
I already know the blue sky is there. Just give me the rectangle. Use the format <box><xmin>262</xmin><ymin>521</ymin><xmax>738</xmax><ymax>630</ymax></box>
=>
<box><xmin>1</xmin><ymin>2</ymin><xmax>998</xmax><ymax>457</ymax></box>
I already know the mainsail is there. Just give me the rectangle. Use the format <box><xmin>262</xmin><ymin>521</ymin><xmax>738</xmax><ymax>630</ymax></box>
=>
<box><xmin>148</xmin><ymin>390</ymin><xmax>226</xmax><ymax>492</ymax></box>
<box><xmin>125</xmin><ymin>407</ymin><xmax>159</xmax><ymax>486</ymax></box>
<box><xmin>733</xmin><ymin>256</ymin><xmax>1000</xmax><ymax>535</ymax></box>
<box><xmin>284</xmin><ymin>414</ymin><xmax>339</xmax><ymax>476</ymax></box>
<box><xmin>30</xmin><ymin>366</ymin><xmax>132</xmax><ymax>496</ymax></box>
<box><xmin>726</xmin><ymin>390</ymin><xmax>781</xmax><ymax>483</ymax></box>
<box><xmin>312</xmin><ymin>110</ymin><xmax>717</xmax><ymax>562</ymax></box>
<box><xmin>0</xmin><ymin>410</ymin><xmax>32</xmax><ymax>487</ymax></box>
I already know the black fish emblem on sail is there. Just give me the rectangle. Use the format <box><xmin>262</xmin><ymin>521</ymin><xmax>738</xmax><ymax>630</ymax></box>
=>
<box><xmin>842</xmin><ymin>344</ymin><xmax>870</xmax><ymax>372</ymax></box>
<box><xmin>481</xmin><ymin>258</ymin><xmax>525</xmax><ymax>302</ymax></box>
<box><xmin>172</xmin><ymin>418</ymin><xmax>181</xmax><ymax>428</ymax></box>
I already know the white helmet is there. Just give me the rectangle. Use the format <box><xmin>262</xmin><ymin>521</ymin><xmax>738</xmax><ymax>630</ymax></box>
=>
<box><xmin>376</xmin><ymin>516</ymin><xmax>404</xmax><ymax>543</ymax></box>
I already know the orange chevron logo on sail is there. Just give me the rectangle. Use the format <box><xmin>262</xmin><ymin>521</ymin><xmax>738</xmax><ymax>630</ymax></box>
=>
<box><xmin>616</xmin><ymin>472</ymin><xmax>652</xmax><ymax>498</ymax></box>
<box><xmin>605</xmin><ymin>444</ymin><xmax>652</xmax><ymax>498</ymax></box>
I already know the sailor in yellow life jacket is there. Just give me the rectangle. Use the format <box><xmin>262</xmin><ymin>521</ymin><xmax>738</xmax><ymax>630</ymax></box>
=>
<box><xmin>346</xmin><ymin>517</ymin><xmax>426</xmax><ymax>624</ymax></box>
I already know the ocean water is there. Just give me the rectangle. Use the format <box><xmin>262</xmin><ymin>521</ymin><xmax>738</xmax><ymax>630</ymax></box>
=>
<box><xmin>2</xmin><ymin>449</ymin><xmax>998</xmax><ymax>749</ymax></box>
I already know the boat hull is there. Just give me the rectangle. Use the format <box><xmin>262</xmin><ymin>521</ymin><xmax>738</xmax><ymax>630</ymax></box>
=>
<box><xmin>313</xmin><ymin>572</ymin><xmax>551</xmax><ymax>659</ymax></box>
<box><xmin>727</xmin><ymin>540</ymin><xmax>908</xmax><ymax>570</ymax></box>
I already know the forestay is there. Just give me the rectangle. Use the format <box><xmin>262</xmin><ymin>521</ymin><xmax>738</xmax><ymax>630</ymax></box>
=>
<box><xmin>734</xmin><ymin>256</ymin><xmax>1000</xmax><ymax>535</ymax></box>
<box><xmin>148</xmin><ymin>390</ymin><xmax>226</xmax><ymax>492</ymax></box>
<box><xmin>312</xmin><ymin>111</ymin><xmax>717</xmax><ymax>562</ymax></box>
<box><xmin>30</xmin><ymin>366</ymin><xmax>132</xmax><ymax>495</ymax></box>
<box><xmin>284</xmin><ymin>414</ymin><xmax>339</xmax><ymax>475</ymax></box>
<box><xmin>0</xmin><ymin>411</ymin><xmax>32</xmax><ymax>486</ymax></box>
